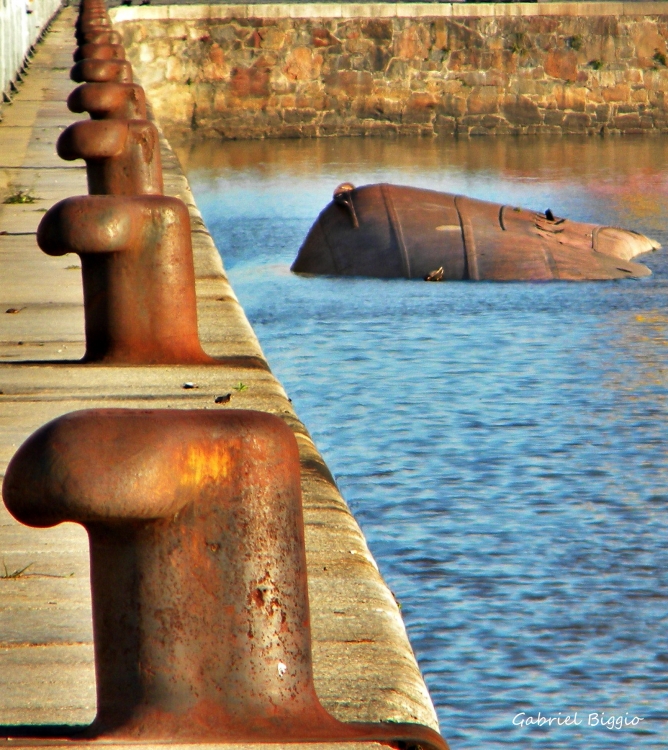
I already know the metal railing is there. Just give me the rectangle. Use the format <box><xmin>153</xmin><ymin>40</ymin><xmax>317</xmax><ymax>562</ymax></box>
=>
<box><xmin>1</xmin><ymin>0</ymin><xmax>62</xmax><ymax>101</ymax></box>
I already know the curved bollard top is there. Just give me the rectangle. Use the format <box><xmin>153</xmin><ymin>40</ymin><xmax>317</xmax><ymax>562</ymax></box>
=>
<box><xmin>77</xmin><ymin>17</ymin><xmax>113</xmax><ymax>35</ymax></box>
<box><xmin>73</xmin><ymin>43</ymin><xmax>126</xmax><ymax>62</ymax></box>
<box><xmin>80</xmin><ymin>30</ymin><xmax>122</xmax><ymax>45</ymax></box>
<box><xmin>57</xmin><ymin>119</ymin><xmax>163</xmax><ymax>195</ymax></box>
<box><xmin>68</xmin><ymin>82</ymin><xmax>147</xmax><ymax>120</ymax></box>
<box><xmin>37</xmin><ymin>195</ymin><xmax>214</xmax><ymax>364</ymax></box>
<box><xmin>3</xmin><ymin>409</ymin><xmax>314</xmax><ymax>735</ymax></box>
<box><xmin>2</xmin><ymin>408</ymin><xmax>448</xmax><ymax>750</ymax></box>
<box><xmin>71</xmin><ymin>59</ymin><xmax>133</xmax><ymax>84</ymax></box>
<box><xmin>3</xmin><ymin>409</ymin><xmax>300</xmax><ymax>526</ymax></box>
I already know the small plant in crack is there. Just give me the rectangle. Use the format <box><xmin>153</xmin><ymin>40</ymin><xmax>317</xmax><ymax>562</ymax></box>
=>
<box><xmin>1</xmin><ymin>560</ymin><xmax>33</xmax><ymax>579</ymax></box>
<box><xmin>3</xmin><ymin>189</ymin><xmax>37</xmax><ymax>204</ymax></box>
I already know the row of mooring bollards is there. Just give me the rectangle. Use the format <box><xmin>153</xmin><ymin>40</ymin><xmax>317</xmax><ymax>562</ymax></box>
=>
<box><xmin>2</xmin><ymin>3</ymin><xmax>449</xmax><ymax>748</ymax></box>
<box><xmin>38</xmin><ymin>0</ymin><xmax>213</xmax><ymax>365</ymax></box>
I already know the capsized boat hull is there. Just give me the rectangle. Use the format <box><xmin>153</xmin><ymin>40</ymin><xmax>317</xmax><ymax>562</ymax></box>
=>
<box><xmin>291</xmin><ymin>183</ymin><xmax>660</xmax><ymax>281</ymax></box>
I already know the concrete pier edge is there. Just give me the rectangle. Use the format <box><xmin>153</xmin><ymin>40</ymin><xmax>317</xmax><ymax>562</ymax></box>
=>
<box><xmin>110</xmin><ymin>2</ymin><xmax>668</xmax><ymax>21</ymax></box>
<box><xmin>0</xmin><ymin>5</ymin><xmax>441</xmax><ymax>745</ymax></box>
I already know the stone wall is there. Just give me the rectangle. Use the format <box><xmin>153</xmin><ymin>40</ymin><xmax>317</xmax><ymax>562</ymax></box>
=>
<box><xmin>111</xmin><ymin>3</ymin><xmax>668</xmax><ymax>138</ymax></box>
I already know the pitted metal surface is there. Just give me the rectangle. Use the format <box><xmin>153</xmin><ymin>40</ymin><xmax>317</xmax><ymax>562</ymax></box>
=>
<box><xmin>68</xmin><ymin>82</ymin><xmax>147</xmax><ymax>120</ymax></box>
<box><xmin>37</xmin><ymin>195</ymin><xmax>214</xmax><ymax>364</ymax></box>
<box><xmin>3</xmin><ymin>409</ymin><xmax>447</xmax><ymax>750</ymax></box>
<box><xmin>57</xmin><ymin>119</ymin><xmax>163</xmax><ymax>195</ymax></box>
<box><xmin>292</xmin><ymin>183</ymin><xmax>659</xmax><ymax>281</ymax></box>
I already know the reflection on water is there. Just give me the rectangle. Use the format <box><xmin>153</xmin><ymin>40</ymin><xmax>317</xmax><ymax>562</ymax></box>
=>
<box><xmin>174</xmin><ymin>136</ymin><xmax>668</xmax><ymax>749</ymax></box>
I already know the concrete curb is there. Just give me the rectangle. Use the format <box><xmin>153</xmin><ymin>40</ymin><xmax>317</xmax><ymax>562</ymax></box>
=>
<box><xmin>109</xmin><ymin>1</ymin><xmax>668</xmax><ymax>21</ymax></box>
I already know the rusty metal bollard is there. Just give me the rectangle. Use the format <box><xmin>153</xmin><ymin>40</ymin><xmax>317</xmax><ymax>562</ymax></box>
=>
<box><xmin>80</xmin><ymin>0</ymin><xmax>109</xmax><ymax>9</ymax></box>
<box><xmin>78</xmin><ymin>12</ymin><xmax>110</xmax><ymax>22</ymax></box>
<box><xmin>2</xmin><ymin>408</ymin><xmax>448</xmax><ymax>750</ymax></box>
<box><xmin>80</xmin><ymin>30</ymin><xmax>122</xmax><ymax>45</ymax></box>
<box><xmin>77</xmin><ymin>18</ymin><xmax>112</xmax><ymax>34</ymax></box>
<box><xmin>78</xmin><ymin>6</ymin><xmax>111</xmax><ymax>19</ymax></box>
<box><xmin>74</xmin><ymin>43</ymin><xmax>126</xmax><ymax>62</ymax></box>
<box><xmin>37</xmin><ymin>195</ymin><xmax>214</xmax><ymax>364</ymax></box>
<box><xmin>76</xmin><ymin>27</ymin><xmax>115</xmax><ymax>46</ymax></box>
<box><xmin>71</xmin><ymin>58</ymin><xmax>133</xmax><ymax>84</ymax></box>
<box><xmin>75</xmin><ymin>25</ymin><xmax>116</xmax><ymax>47</ymax></box>
<box><xmin>68</xmin><ymin>82</ymin><xmax>147</xmax><ymax>120</ymax></box>
<box><xmin>57</xmin><ymin>119</ymin><xmax>163</xmax><ymax>195</ymax></box>
<box><xmin>77</xmin><ymin>21</ymin><xmax>113</xmax><ymax>34</ymax></box>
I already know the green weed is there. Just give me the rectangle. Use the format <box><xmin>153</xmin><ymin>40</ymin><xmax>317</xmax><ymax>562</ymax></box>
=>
<box><xmin>3</xmin><ymin>190</ymin><xmax>36</xmax><ymax>204</ymax></box>
<box><xmin>510</xmin><ymin>32</ymin><xmax>532</xmax><ymax>56</ymax></box>
<box><xmin>1</xmin><ymin>560</ymin><xmax>33</xmax><ymax>579</ymax></box>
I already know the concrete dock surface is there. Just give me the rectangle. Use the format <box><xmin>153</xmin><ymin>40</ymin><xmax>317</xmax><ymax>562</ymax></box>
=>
<box><xmin>0</xmin><ymin>6</ymin><xmax>441</xmax><ymax>747</ymax></box>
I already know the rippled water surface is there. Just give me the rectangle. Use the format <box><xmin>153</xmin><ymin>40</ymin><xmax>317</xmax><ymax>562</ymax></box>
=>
<box><xmin>174</xmin><ymin>137</ymin><xmax>668</xmax><ymax>749</ymax></box>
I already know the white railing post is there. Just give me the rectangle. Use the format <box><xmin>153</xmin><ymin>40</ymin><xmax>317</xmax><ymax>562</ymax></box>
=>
<box><xmin>1</xmin><ymin>0</ymin><xmax>62</xmax><ymax>103</ymax></box>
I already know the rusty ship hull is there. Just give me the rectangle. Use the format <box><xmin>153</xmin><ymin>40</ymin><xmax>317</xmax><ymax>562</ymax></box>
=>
<box><xmin>292</xmin><ymin>183</ymin><xmax>659</xmax><ymax>281</ymax></box>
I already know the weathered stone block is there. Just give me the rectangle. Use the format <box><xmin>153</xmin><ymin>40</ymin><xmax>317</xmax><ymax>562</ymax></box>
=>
<box><xmin>361</xmin><ymin>119</ymin><xmax>399</xmax><ymax>136</ymax></box>
<box><xmin>437</xmin><ymin>93</ymin><xmax>466</xmax><ymax>118</ymax></box>
<box><xmin>458</xmin><ymin>70</ymin><xmax>489</xmax><ymax>87</ymax></box>
<box><xmin>517</xmin><ymin>79</ymin><xmax>538</xmax><ymax>96</ymax></box>
<box><xmin>544</xmin><ymin>108</ymin><xmax>565</xmax><ymax>126</ymax></box>
<box><xmin>201</xmin><ymin>43</ymin><xmax>229</xmax><ymax>81</ymax></box>
<box><xmin>434</xmin><ymin>19</ymin><xmax>448</xmax><ymax>51</ymax></box>
<box><xmin>282</xmin><ymin>107</ymin><xmax>318</xmax><ymax>124</ymax></box>
<box><xmin>165</xmin><ymin>56</ymin><xmax>183</xmax><ymax>83</ymax></box>
<box><xmin>527</xmin><ymin>16</ymin><xmax>561</xmax><ymax>35</ymax></box>
<box><xmin>445</xmin><ymin>18</ymin><xmax>485</xmax><ymax>52</ymax></box>
<box><xmin>403</xmin><ymin>92</ymin><xmax>438</xmax><ymax>123</ymax></box>
<box><xmin>481</xmin><ymin>114</ymin><xmax>504</xmax><ymax>129</ymax></box>
<box><xmin>312</xmin><ymin>28</ymin><xmax>340</xmax><ymax>49</ymax></box>
<box><xmin>394</xmin><ymin>24</ymin><xmax>430</xmax><ymax>60</ymax></box>
<box><xmin>229</xmin><ymin>65</ymin><xmax>270</xmax><ymax>98</ymax></box>
<box><xmin>545</xmin><ymin>48</ymin><xmax>578</xmax><ymax>81</ymax></box>
<box><xmin>644</xmin><ymin>69</ymin><xmax>668</xmax><ymax>91</ymax></box>
<box><xmin>631</xmin><ymin>21</ymin><xmax>666</xmax><ymax>63</ymax></box>
<box><xmin>460</xmin><ymin>114</ymin><xmax>484</xmax><ymax>130</ymax></box>
<box><xmin>602</xmin><ymin>83</ymin><xmax>630</xmax><ymax>102</ymax></box>
<box><xmin>354</xmin><ymin>96</ymin><xmax>402</xmax><ymax>122</ymax></box>
<box><xmin>467</xmin><ymin>85</ymin><xmax>499</xmax><ymax>115</ymax></box>
<box><xmin>594</xmin><ymin>103</ymin><xmax>611</xmax><ymax>122</ymax></box>
<box><xmin>284</xmin><ymin>47</ymin><xmax>323</xmax><ymax>81</ymax></box>
<box><xmin>258</xmin><ymin>26</ymin><xmax>287</xmax><ymax>50</ymax></box>
<box><xmin>362</xmin><ymin>19</ymin><xmax>393</xmax><ymax>42</ymax></box>
<box><xmin>562</xmin><ymin>111</ymin><xmax>591</xmax><ymax>131</ymax></box>
<box><xmin>434</xmin><ymin>114</ymin><xmax>457</xmax><ymax>134</ymax></box>
<box><xmin>385</xmin><ymin>58</ymin><xmax>411</xmax><ymax>81</ymax></box>
<box><xmin>503</xmin><ymin>94</ymin><xmax>541</xmax><ymax>124</ymax></box>
<box><xmin>210</xmin><ymin>24</ymin><xmax>238</xmax><ymax>46</ymax></box>
<box><xmin>555</xmin><ymin>84</ymin><xmax>588</xmax><ymax>111</ymax></box>
<box><xmin>345</xmin><ymin>35</ymin><xmax>375</xmax><ymax>56</ymax></box>
<box><xmin>613</xmin><ymin>112</ymin><xmax>642</xmax><ymax>130</ymax></box>
<box><xmin>324</xmin><ymin>70</ymin><xmax>374</xmax><ymax>98</ymax></box>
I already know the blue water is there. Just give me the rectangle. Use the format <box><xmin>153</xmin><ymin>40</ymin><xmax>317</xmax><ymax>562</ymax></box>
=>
<box><xmin>174</xmin><ymin>136</ymin><xmax>668</xmax><ymax>749</ymax></box>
